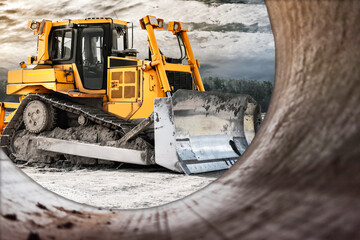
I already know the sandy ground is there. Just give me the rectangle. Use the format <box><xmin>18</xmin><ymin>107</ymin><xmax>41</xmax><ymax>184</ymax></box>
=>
<box><xmin>20</xmin><ymin>164</ymin><xmax>225</xmax><ymax>209</ymax></box>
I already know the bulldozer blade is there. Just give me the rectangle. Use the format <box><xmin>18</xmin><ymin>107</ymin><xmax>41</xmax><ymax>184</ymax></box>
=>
<box><xmin>35</xmin><ymin>137</ymin><xmax>153</xmax><ymax>165</ymax></box>
<box><xmin>154</xmin><ymin>89</ymin><xmax>261</xmax><ymax>174</ymax></box>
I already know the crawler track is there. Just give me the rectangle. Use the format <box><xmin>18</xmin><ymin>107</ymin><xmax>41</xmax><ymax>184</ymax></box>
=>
<box><xmin>0</xmin><ymin>93</ymin><xmax>151</xmax><ymax>163</ymax></box>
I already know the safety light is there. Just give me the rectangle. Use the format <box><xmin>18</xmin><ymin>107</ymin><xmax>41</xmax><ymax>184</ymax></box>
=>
<box><xmin>157</xmin><ymin>19</ymin><xmax>164</xmax><ymax>29</ymax></box>
<box><xmin>168</xmin><ymin>21</ymin><xmax>188</xmax><ymax>33</ymax></box>
<box><xmin>31</xmin><ymin>22</ymin><xmax>38</xmax><ymax>29</ymax></box>
<box><xmin>19</xmin><ymin>61</ymin><xmax>26</xmax><ymax>69</ymax></box>
<box><xmin>149</xmin><ymin>16</ymin><xmax>158</xmax><ymax>25</ymax></box>
<box><xmin>180</xmin><ymin>23</ymin><xmax>188</xmax><ymax>31</ymax></box>
<box><xmin>140</xmin><ymin>16</ymin><xmax>164</xmax><ymax>30</ymax></box>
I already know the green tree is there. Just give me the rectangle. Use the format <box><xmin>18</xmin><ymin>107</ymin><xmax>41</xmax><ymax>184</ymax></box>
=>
<box><xmin>0</xmin><ymin>79</ymin><xmax>6</xmax><ymax>102</ymax></box>
<box><xmin>203</xmin><ymin>77</ymin><xmax>273</xmax><ymax>112</ymax></box>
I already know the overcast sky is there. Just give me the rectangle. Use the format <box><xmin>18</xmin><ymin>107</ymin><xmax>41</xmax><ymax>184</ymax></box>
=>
<box><xmin>0</xmin><ymin>0</ymin><xmax>274</xmax><ymax>81</ymax></box>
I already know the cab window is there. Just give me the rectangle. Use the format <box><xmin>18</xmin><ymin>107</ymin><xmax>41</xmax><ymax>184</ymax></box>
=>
<box><xmin>51</xmin><ymin>30</ymin><xmax>72</xmax><ymax>60</ymax></box>
<box><xmin>80</xmin><ymin>27</ymin><xmax>105</xmax><ymax>90</ymax></box>
<box><xmin>112</xmin><ymin>27</ymin><xmax>126</xmax><ymax>51</ymax></box>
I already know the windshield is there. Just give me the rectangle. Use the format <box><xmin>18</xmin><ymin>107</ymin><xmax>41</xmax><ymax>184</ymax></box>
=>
<box><xmin>51</xmin><ymin>29</ymin><xmax>73</xmax><ymax>60</ymax></box>
<box><xmin>82</xmin><ymin>28</ymin><xmax>104</xmax><ymax>65</ymax></box>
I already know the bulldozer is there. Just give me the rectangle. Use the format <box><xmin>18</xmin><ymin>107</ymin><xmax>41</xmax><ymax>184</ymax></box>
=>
<box><xmin>0</xmin><ymin>16</ymin><xmax>261</xmax><ymax>174</ymax></box>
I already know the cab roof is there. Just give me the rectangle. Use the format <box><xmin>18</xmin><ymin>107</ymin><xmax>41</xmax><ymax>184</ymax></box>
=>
<box><xmin>52</xmin><ymin>18</ymin><xmax>127</xmax><ymax>27</ymax></box>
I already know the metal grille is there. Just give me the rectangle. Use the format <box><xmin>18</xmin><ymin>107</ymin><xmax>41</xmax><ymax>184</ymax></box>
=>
<box><xmin>166</xmin><ymin>71</ymin><xmax>193</xmax><ymax>92</ymax></box>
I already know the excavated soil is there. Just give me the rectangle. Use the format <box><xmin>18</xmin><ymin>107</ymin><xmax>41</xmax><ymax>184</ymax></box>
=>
<box><xmin>13</xmin><ymin>124</ymin><xmax>154</xmax><ymax>167</ymax></box>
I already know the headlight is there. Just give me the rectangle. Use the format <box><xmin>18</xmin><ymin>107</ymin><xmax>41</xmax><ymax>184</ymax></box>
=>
<box><xmin>149</xmin><ymin>16</ymin><xmax>158</xmax><ymax>25</ymax></box>
<box><xmin>180</xmin><ymin>23</ymin><xmax>188</xmax><ymax>31</ymax></box>
<box><xmin>157</xmin><ymin>19</ymin><xmax>164</xmax><ymax>29</ymax></box>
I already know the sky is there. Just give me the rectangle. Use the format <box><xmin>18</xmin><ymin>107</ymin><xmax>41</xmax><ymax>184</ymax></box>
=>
<box><xmin>0</xmin><ymin>0</ymin><xmax>275</xmax><ymax>82</ymax></box>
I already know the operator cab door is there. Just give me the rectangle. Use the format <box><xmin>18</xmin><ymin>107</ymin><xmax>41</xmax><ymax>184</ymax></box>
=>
<box><xmin>77</xmin><ymin>25</ymin><xmax>109</xmax><ymax>90</ymax></box>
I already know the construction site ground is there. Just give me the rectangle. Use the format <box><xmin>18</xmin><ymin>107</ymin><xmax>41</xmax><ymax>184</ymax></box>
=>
<box><xmin>20</xmin><ymin>164</ymin><xmax>225</xmax><ymax>209</ymax></box>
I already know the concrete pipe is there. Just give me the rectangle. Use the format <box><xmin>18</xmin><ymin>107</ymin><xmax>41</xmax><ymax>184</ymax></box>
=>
<box><xmin>1</xmin><ymin>0</ymin><xmax>360</xmax><ymax>239</ymax></box>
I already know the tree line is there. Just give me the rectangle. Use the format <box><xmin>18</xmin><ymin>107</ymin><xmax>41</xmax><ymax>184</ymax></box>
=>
<box><xmin>0</xmin><ymin>79</ymin><xmax>8</xmax><ymax>101</ymax></box>
<box><xmin>1</xmin><ymin>77</ymin><xmax>273</xmax><ymax>112</ymax></box>
<box><xmin>0</xmin><ymin>78</ymin><xmax>18</xmax><ymax>102</ymax></box>
<box><xmin>203</xmin><ymin>77</ymin><xmax>273</xmax><ymax>112</ymax></box>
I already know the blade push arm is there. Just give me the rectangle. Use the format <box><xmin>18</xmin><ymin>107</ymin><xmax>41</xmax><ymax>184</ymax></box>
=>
<box><xmin>168</xmin><ymin>21</ymin><xmax>205</xmax><ymax>91</ymax></box>
<box><xmin>140</xmin><ymin>16</ymin><xmax>205</xmax><ymax>93</ymax></box>
<box><xmin>140</xmin><ymin>16</ymin><xmax>172</xmax><ymax>96</ymax></box>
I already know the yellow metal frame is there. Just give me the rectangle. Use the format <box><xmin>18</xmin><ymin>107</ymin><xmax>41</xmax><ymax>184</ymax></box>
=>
<box><xmin>107</xmin><ymin>57</ymin><xmax>140</xmax><ymax>68</ymax></box>
<box><xmin>6</xmin><ymin>83</ymin><xmax>70</xmax><ymax>95</ymax></box>
<box><xmin>178</xmin><ymin>30</ymin><xmax>205</xmax><ymax>91</ymax></box>
<box><xmin>8</xmin><ymin>66</ymin><xmax>74</xmax><ymax>85</ymax></box>
<box><xmin>164</xmin><ymin>63</ymin><xmax>191</xmax><ymax>72</ymax></box>
<box><xmin>27</xmin><ymin>20</ymin><xmax>52</xmax><ymax>65</ymax></box>
<box><xmin>0</xmin><ymin>102</ymin><xmax>20</xmax><ymax>135</ymax></box>
<box><xmin>140</xmin><ymin>16</ymin><xmax>172</xmax><ymax>94</ymax></box>
<box><xmin>52</xmin><ymin>18</ymin><xmax>127</xmax><ymax>27</ymax></box>
<box><xmin>139</xmin><ymin>16</ymin><xmax>205</xmax><ymax>92</ymax></box>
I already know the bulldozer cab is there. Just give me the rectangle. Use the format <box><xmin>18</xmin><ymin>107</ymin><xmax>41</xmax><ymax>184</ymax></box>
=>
<box><xmin>49</xmin><ymin>20</ymin><xmax>134</xmax><ymax>91</ymax></box>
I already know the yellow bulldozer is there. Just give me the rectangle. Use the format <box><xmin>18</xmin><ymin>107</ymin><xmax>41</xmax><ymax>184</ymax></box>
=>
<box><xmin>0</xmin><ymin>16</ymin><xmax>261</xmax><ymax>174</ymax></box>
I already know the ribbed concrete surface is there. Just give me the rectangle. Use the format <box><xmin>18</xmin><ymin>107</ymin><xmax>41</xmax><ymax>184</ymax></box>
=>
<box><xmin>1</xmin><ymin>1</ymin><xmax>360</xmax><ymax>239</ymax></box>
